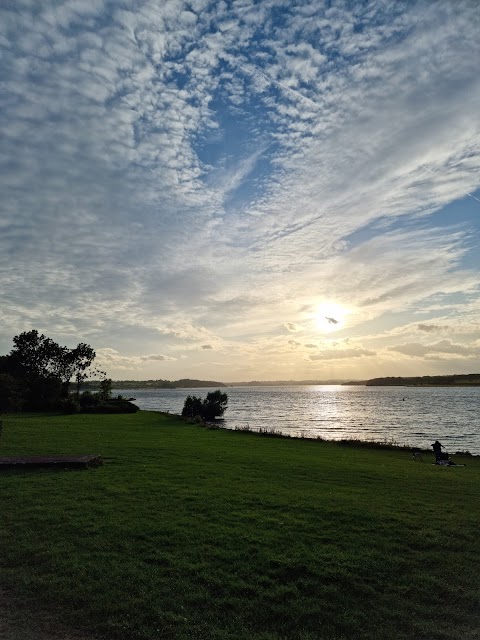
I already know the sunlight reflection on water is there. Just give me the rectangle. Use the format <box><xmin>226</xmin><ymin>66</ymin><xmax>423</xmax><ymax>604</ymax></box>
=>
<box><xmin>114</xmin><ymin>385</ymin><xmax>480</xmax><ymax>454</ymax></box>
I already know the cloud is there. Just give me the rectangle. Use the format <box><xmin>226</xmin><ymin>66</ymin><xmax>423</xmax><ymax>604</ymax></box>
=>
<box><xmin>96</xmin><ymin>348</ymin><xmax>176</xmax><ymax>371</ymax></box>
<box><xmin>284</xmin><ymin>322</ymin><xmax>303</xmax><ymax>333</ymax></box>
<box><xmin>225</xmin><ymin>4</ymin><xmax>480</xmax><ymax>286</ymax></box>
<box><xmin>201</xmin><ymin>344</ymin><xmax>213</xmax><ymax>350</ymax></box>
<box><xmin>416</xmin><ymin>324</ymin><xmax>445</xmax><ymax>333</ymax></box>
<box><xmin>156</xmin><ymin>324</ymin><xmax>219</xmax><ymax>343</ymax></box>
<box><xmin>388</xmin><ymin>340</ymin><xmax>474</xmax><ymax>359</ymax></box>
<box><xmin>300</xmin><ymin>226</ymin><xmax>478</xmax><ymax>326</ymax></box>
<box><xmin>209</xmin><ymin>146</ymin><xmax>268</xmax><ymax>200</ymax></box>
<box><xmin>0</xmin><ymin>1</ymin><xmax>479</xmax><ymax>379</ymax></box>
<box><xmin>309</xmin><ymin>348</ymin><xmax>376</xmax><ymax>361</ymax></box>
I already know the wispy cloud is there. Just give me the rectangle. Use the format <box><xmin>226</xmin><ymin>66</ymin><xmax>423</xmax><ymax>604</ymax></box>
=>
<box><xmin>97</xmin><ymin>348</ymin><xmax>176</xmax><ymax>371</ymax></box>
<box><xmin>1</xmin><ymin>1</ymin><xmax>479</xmax><ymax>379</ymax></box>
<box><xmin>309</xmin><ymin>348</ymin><xmax>376</xmax><ymax>361</ymax></box>
<box><xmin>283</xmin><ymin>322</ymin><xmax>303</xmax><ymax>333</ymax></box>
<box><xmin>388</xmin><ymin>340</ymin><xmax>475</xmax><ymax>359</ymax></box>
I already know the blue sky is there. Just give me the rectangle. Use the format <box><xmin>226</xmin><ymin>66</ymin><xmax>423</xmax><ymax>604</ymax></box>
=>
<box><xmin>1</xmin><ymin>0</ymin><xmax>480</xmax><ymax>381</ymax></box>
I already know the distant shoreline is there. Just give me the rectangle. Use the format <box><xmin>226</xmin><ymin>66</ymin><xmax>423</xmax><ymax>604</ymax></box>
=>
<box><xmin>84</xmin><ymin>373</ymin><xmax>480</xmax><ymax>390</ymax></box>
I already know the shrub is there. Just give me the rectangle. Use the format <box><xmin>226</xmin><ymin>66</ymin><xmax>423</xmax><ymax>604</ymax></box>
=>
<box><xmin>78</xmin><ymin>390</ymin><xmax>138</xmax><ymax>414</ymax></box>
<box><xmin>79</xmin><ymin>391</ymin><xmax>100</xmax><ymax>408</ymax></box>
<box><xmin>98</xmin><ymin>378</ymin><xmax>113</xmax><ymax>401</ymax></box>
<box><xmin>59</xmin><ymin>397</ymin><xmax>81</xmax><ymax>414</ymax></box>
<box><xmin>202</xmin><ymin>390</ymin><xmax>228</xmax><ymax>420</ymax></box>
<box><xmin>181</xmin><ymin>395</ymin><xmax>204</xmax><ymax>419</ymax></box>
<box><xmin>81</xmin><ymin>398</ymin><xmax>139</xmax><ymax>414</ymax></box>
<box><xmin>25</xmin><ymin>377</ymin><xmax>64</xmax><ymax>411</ymax></box>
<box><xmin>181</xmin><ymin>390</ymin><xmax>228</xmax><ymax>421</ymax></box>
<box><xmin>0</xmin><ymin>373</ymin><xmax>24</xmax><ymax>411</ymax></box>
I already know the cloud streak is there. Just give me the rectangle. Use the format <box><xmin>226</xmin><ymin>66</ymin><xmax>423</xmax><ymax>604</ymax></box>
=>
<box><xmin>1</xmin><ymin>1</ymin><xmax>479</xmax><ymax>379</ymax></box>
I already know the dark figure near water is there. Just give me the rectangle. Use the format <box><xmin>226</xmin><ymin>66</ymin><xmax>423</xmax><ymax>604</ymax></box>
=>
<box><xmin>432</xmin><ymin>440</ymin><xmax>442</xmax><ymax>461</ymax></box>
<box><xmin>432</xmin><ymin>440</ymin><xmax>446</xmax><ymax>462</ymax></box>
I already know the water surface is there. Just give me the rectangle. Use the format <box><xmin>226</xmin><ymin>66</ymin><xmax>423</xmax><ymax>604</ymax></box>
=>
<box><xmin>114</xmin><ymin>385</ymin><xmax>480</xmax><ymax>455</ymax></box>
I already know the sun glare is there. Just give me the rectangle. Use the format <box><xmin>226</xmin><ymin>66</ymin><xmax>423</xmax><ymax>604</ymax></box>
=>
<box><xmin>314</xmin><ymin>302</ymin><xmax>349</xmax><ymax>332</ymax></box>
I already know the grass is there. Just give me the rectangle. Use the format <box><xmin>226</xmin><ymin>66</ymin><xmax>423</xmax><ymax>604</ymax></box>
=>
<box><xmin>0</xmin><ymin>411</ymin><xmax>479</xmax><ymax>640</ymax></box>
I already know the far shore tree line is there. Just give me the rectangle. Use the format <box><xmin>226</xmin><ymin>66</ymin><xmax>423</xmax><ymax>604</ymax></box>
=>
<box><xmin>81</xmin><ymin>378</ymin><xmax>227</xmax><ymax>390</ymax></box>
<box><xmin>0</xmin><ymin>330</ymin><xmax>138</xmax><ymax>414</ymax></box>
<box><xmin>363</xmin><ymin>374</ymin><xmax>480</xmax><ymax>386</ymax></box>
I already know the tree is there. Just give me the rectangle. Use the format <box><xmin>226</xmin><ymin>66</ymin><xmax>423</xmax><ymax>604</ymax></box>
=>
<box><xmin>181</xmin><ymin>395</ymin><xmax>204</xmax><ymax>419</ymax></box>
<box><xmin>0</xmin><ymin>373</ymin><xmax>24</xmax><ymax>411</ymax></box>
<box><xmin>202</xmin><ymin>390</ymin><xmax>228</xmax><ymax>420</ymax></box>
<box><xmin>65</xmin><ymin>343</ymin><xmax>96</xmax><ymax>397</ymax></box>
<box><xmin>98</xmin><ymin>378</ymin><xmax>113</xmax><ymax>402</ymax></box>
<box><xmin>10</xmin><ymin>331</ymin><xmax>96</xmax><ymax>385</ymax></box>
<box><xmin>8</xmin><ymin>330</ymin><xmax>97</xmax><ymax>408</ymax></box>
<box><xmin>181</xmin><ymin>390</ymin><xmax>228</xmax><ymax>421</ymax></box>
<box><xmin>10</xmin><ymin>330</ymin><xmax>68</xmax><ymax>381</ymax></box>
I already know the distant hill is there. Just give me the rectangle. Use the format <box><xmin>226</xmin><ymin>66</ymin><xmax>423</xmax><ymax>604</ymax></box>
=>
<box><xmin>364</xmin><ymin>374</ymin><xmax>480</xmax><ymax>386</ymax></box>
<box><xmin>227</xmin><ymin>379</ymin><xmax>349</xmax><ymax>386</ymax></box>
<box><xmin>82</xmin><ymin>379</ymin><xmax>352</xmax><ymax>390</ymax></box>
<box><xmin>173</xmin><ymin>379</ymin><xmax>227</xmax><ymax>388</ymax></box>
<box><xmin>82</xmin><ymin>379</ymin><xmax>226</xmax><ymax>390</ymax></box>
<box><xmin>81</xmin><ymin>375</ymin><xmax>480</xmax><ymax>390</ymax></box>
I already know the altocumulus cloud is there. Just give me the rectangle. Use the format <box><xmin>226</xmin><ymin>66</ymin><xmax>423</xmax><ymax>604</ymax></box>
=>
<box><xmin>96</xmin><ymin>348</ymin><xmax>176</xmax><ymax>371</ymax></box>
<box><xmin>388</xmin><ymin>340</ymin><xmax>474</xmax><ymax>359</ymax></box>
<box><xmin>0</xmin><ymin>1</ymin><xmax>479</xmax><ymax>379</ymax></box>
<box><xmin>310</xmin><ymin>349</ymin><xmax>376</xmax><ymax>361</ymax></box>
<box><xmin>416</xmin><ymin>324</ymin><xmax>447</xmax><ymax>334</ymax></box>
<box><xmin>284</xmin><ymin>323</ymin><xmax>303</xmax><ymax>333</ymax></box>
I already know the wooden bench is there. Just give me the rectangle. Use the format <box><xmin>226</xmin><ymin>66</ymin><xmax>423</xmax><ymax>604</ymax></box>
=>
<box><xmin>0</xmin><ymin>455</ymin><xmax>103</xmax><ymax>471</ymax></box>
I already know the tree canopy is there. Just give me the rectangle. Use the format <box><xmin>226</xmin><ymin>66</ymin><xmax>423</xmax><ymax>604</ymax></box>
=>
<box><xmin>9</xmin><ymin>330</ymin><xmax>96</xmax><ymax>385</ymax></box>
<box><xmin>181</xmin><ymin>390</ymin><xmax>228</xmax><ymax>421</ymax></box>
<box><xmin>1</xmin><ymin>330</ymin><xmax>98</xmax><ymax>411</ymax></box>
<box><xmin>1</xmin><ymin>330</ymin><xmax>140</xmax><ymax>414</ymax></box>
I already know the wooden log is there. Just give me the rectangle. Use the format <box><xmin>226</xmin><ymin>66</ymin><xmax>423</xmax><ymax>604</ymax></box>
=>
<box><xmin>0</xmin><ymin>455</ymin><xmax>103</xmax><ymax>470</ymax></box>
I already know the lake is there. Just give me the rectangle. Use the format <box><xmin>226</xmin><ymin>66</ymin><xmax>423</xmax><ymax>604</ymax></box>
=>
<box><xmin>113</xmin><ymin>385</ymin><xmax>480</xmax><ymax>455</ymax></box>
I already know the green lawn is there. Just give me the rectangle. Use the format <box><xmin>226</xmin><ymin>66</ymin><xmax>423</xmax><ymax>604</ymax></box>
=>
<box><xmin>1</xmin><ymin>412</ymin><xmax>479</xmax><ymax>640</ymax></box>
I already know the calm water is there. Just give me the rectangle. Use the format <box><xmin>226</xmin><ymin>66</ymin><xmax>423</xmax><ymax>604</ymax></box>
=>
<box><xmin>114</xmin><ymin>385</ymin><xmax>480</xmax><ymax>455</ymax></box>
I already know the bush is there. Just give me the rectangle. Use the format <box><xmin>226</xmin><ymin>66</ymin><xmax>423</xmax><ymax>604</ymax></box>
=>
<box><xmin>202</xmin><ymin>390</ymin><xmax>228</xmax><ymax>420</ymax></box>
<box><xmin>78</xmin><ymin>390</ymin><xmax>138</xmax><ymax>414</ymax></box>
<box><xmin>181</xmin><ymin>395</ymin><xmax>204</xmax><ymax>419</ymax></box>
<box><xmin>25</xmin><ymin>377</ymin><xmax>64</xmax><ymax>411</ymax></box>
<box><xmin>81</xmin><ymin>398</ymin><xmax>139</xmax><ymax>414</ymax></box>
<box><xmin>181</xmin><ymin>390</ymin><xmax>228</xmax><ymax>421</ymax></box>
<box><xmin>0</xmin><ymin>373</ymin><xmax>24</xmax><ymax>411</ymax></box>
<box><xmin>98</xmin><ymin>378</ymin><xmax>112</xmax><ymax>401</ymax></box>
<box><xmin>79</xmin><ymin>391</ymin><xmax>100</xmax><ymax>408</ymax></box>
<box><xmin>59</xmin><ymin>397</ymin><xmax>81</xmax><ymax>414</ymax></box>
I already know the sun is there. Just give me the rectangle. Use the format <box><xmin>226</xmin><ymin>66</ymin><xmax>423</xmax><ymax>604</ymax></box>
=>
<box><xmin>314</xmin><ymin>302</ymin><xmax>349</xmax><ymax>332</ymax></box>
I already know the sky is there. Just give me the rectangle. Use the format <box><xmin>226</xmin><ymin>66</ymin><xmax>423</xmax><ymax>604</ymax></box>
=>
<box><xmin>1</xmin><ymin>0</ymin><xmax>480</xmax><ymax>382</ymax></box>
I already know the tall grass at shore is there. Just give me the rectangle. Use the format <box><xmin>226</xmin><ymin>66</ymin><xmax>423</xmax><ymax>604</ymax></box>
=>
<box><xmin>1</xmin><ymin>411</ymin><xmax>479</xmax><ymax>640</ymax></box>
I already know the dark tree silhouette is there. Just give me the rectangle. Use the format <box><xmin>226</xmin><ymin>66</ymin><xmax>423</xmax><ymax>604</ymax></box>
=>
<box><xmin>181</xmin><ymin>395</ymin><xmax>204</xmax><ymax>418</ymax></box>
<box><xmin>181</xmin><ymin>390</ymin><xmax>228</xmax><ymax>420</ymax></box>
<box><xmin>202</xmin><ymin>390</ymin><xmax>228</xmax><ymax>420</ymax></box>
<box><xmin>6</xmin><ymin>330</ymin><xmax>97</xmax><ymax>409</ymax></box>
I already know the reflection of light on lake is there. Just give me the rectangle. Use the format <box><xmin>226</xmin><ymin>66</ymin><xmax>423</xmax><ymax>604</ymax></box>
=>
<box><xmin>303</xmin><ymin>385</ymin><xmax>373</xmax><ymax>441</ymax></box>
<box><xmin>113</xmin><ymin>385</ymin><xmax>480</xmax><ymax>454</ymax></box>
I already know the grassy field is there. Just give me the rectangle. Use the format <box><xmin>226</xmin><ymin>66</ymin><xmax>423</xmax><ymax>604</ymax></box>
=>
<box><xmin>0</xmin><ymin>412</ymin><xmax>479</xmax><ymax>640</ymax></box>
